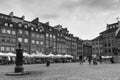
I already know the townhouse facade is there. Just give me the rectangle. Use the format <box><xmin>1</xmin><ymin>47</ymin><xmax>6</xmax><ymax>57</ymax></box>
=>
<box><xmin>92</xmin><ymin>35</ymin><xmax>103</xmax><ymax>56</ymax></box>
<box><xmin>0</xmin><ymin>12</ymin><xmax>83</xmax><ymax>58</ymax></box>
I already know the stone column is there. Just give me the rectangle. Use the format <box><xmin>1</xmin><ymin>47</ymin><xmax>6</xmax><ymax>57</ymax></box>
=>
<box><xmin>14</xmin><ymin>43</ymin><xmax>24</xmax><ymax>73</ymax></box>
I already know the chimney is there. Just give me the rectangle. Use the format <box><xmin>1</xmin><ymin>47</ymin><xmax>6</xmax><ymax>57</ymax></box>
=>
<box><xmin>45</xmin><ymin>21</ymin><xmax>49</xmax><ymax>25</ymax></box>
<box><xmin>9</xmin><ymin>12</ymin><xmax>14</xmax><ymax>17</ymax></box>
<box><xmin>21</xmin><ymin>15</ymin><xmax>25</xmax><ymax>20</ymax></box>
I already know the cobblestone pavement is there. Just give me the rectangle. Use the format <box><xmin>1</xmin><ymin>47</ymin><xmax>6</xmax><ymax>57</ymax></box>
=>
<box><xmin>1</xmin><ymin>63</ymin><xmax>120</xmax><ymax>80</ymax></box>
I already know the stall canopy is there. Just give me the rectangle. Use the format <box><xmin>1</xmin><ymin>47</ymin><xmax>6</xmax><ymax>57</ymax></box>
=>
<box><xmin>0</xmin><ymin>52</ymin><xmax>16</xmax><ymax>57</ymax></box>
<box><xmin>23</xmin><ymin>52</ymin><xmax>31</xmax><ymax>57</ymax></box>
<box><xmin>55</xmin><ymin>54</ymin><xmax>63</xmax><ymax>58</ymax></box>
<box><xmin>64</xmin><ymin>54</ymin><xmax>73</xmax><ymax>58</ymax></box>
<box><xmin>47</xmin><ymin>53</ymin><xmax>55</xmax><ymax>58</ymax></box>
<box><xmin>6</xmin><ymin>52</ymin><xmax>16</xmax><ymax>57</ymax></box>
<box><xmin>102</xmin><ymin>56</ymin><xmax>112</xmax><ymax>58</ymax></box>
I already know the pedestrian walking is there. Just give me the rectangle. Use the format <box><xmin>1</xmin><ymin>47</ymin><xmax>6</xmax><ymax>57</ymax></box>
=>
<box><xmin>79</xmin><ymin>55</ymin><xmax>83</xmax><ymax>64</ymax></box>
<box><xmin>99</xmin><ymin>55</ymin><xmax>102</xmax><ymax>63</ymax></box>
<box><xmin>46</xmin><ymin>58</ymin><xmax>50</xmax><ymax>67</ymax></box>
<box><xmin>92</xmin><ymin>54</ymin><xmax>97</xmax><ymax>65</ymax></box>
<box><xmin>88</xmin><ymin>55</ymin><xmax>92</xmax><ymax>65</ymax></box>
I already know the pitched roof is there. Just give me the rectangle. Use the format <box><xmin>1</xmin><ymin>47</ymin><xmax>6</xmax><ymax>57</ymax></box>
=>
<box><xmin>100</xmin><ymin>28</ymin><xmax>118</xmax><ymax>34</ymax></box>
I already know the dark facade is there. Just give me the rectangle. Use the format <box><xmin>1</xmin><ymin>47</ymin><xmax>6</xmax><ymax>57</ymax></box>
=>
<box><xmin>83</xmin><ymin>40</ymin><xmax>92</xmax><ymax>57</ymax></box>
<box><xmin>0</xmin><ymin>12</ymin><xmax>83</xmax><ymax>59</ymax></box>
<box><xmin>92</xmin><ymin>35</ymin><xmax>103</xmax><ymax>56</ymax></box>
<box><xmin>100</xmin><ymin>22</ymin><xmax>120</xmax><ymax>56</ymax></box>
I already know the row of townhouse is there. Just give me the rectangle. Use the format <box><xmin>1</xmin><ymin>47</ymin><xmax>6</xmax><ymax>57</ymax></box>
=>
<box><xmin>92</xmin><ymin>21</ymin><xmax>120</xmax><ymax>56</ymax></box>
<box><xmin>0</xmin><ymin>12</ymin><xmax>83</xmax><ymax>58</ymax></box>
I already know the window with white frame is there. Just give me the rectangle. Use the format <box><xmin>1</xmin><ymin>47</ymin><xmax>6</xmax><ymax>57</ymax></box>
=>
<box><xmin>1</xmin><ymin>46</ymin><xmax>5</xmax><ymax>51</ymax></box>
<box><xmin>24</xmin><ymin>38</ymin><xmax>28</xmax><ymax>43</ymax></box>
<box><xmin>25</xmin><ymin>31</ymin><xmax>28</xmax><ymax>35</ymax></box>
<box><xmin>24</xmin><ymin>25</ymin><xmax>28</xmax><ymax>28</ymax></box>
<box><xmin>18</xmin><ymin>29</ymin><xmax>22</xmax><ymax>34</ymax></box>
<box><xmin>7</xmin><ymin>30</ymin><xmax>11</xmax><ymax>34</ymax></box>
<box><xmin>12</xmin><ymin>30</ymin><xmax>16</xmax><ymax>35</ymax></box>
<box><xmin>32</xmin><ymin>40</ymin><xmax>35</xmax><ymax>44</ymax></box>
<box><xmin>31</xmin><ymin>27</ymin><xmax>34</xmax><ymax>30</ymax></box>
<box><xmin>1</xmin><ymin>29</ymin><xmax>6</xmax><ymax>33</ymax></box>
<box><xmin>11</xmin><ymin>47</ymin><xmax>15</xmax><ymax>51</ymax></box>
<box><xmin>50</xmin><ymin>34</ymin><xmax>52</xmax><ymax>38</ymax></box>
<box><xmin>18</xmin><ymin>37</ymin><xmax>22</xmax><ymax>42</ymax></box>
<box><xmin>18</xmin><ymin>23</ymin><xmax>22</xmax><ymax>27</ymax></box>
<box><xmin>9</xmin><ymin>24</ymin><xmax>13</xmax><ymax>27</ymax></box>
<box><xmin>4</xmin><ymin>23</ymin><xmax>8</xmax><ymax>26</ymax></box>
<box><xmin>40</xmin><ymin>41</ymin><xmax>44</xmax><ymax>45</ymax></box>
<box><xmin>36</xmin><ymin>41</ymin><xmax>39</xmax><ymax>44</ymax></box>
<box><xmin>46</xmin><ymin>33</ymin><xmax>49</xmax><ymax>37</ymax></box>
<box><xmin>36</xmin><ymin>34</ymin><xmax>39</xmax><ymax>38</ymax></box>
<box><xmin>53</xmin><ymin>35</ymin><xmax>56</xmax><ymax>39</ymax></box>
<box><xmin>6</xmin><ymin>47</ymin><xmax>10</xmax><ymax>51</ymax></box>
<box><xmin>32</xmin><ymin>33</ymin><xmax>35</xmax><ymax>37</ymax></box>
<box><xmin>36</xmin><ymin>29</ymin><xmax>38</xmax><ymax>31</ymax></box>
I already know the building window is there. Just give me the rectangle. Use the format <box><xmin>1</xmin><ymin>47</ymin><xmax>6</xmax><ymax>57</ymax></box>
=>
<box><xmin>4</xmin><ymin>23</ymin><xmax>8</xmax><ymax>26</ymax></box>
<box><xmin>6</xmin><ymin>47</ymin><xmax>10</xmax><ymax>51</ymax></box>
<box><xmin>50</xmin><ymin>34</ymin><xmax>52</xmax><ymax>38</ymax></box>
<box><xmin>9</xmin><ymin>24</ymin><xmax>13</xmax><ymax>27</ymax></box>
<box><xmin>53</xmin><ymin>35</ymin><xmax>56</xmax><ymax>39</ymax></box>
<box><xmin>32</xmin><ymin>40</ymin><xmax>35</xmax><ymax>44</ymax></box>
<box><xmin>36</xmin><ymin>41</ymin><xmax>39</xmax><ymax>44</ymax></box>
<box><xmin>32</xmin><ymin>33</ymin><xmax>35</xmax><ymax>37</ymax></box>
<box><xmin>40</xmin><ymin>35</ymin><xmax>44</xmax><ymax>38</ymax></box>
<box><xmin>11</xmin><ymin>47</ymin><xmax>15</xmax><ymax>51</ymax></box>
<box><xmin>18</xmin><ymin>29</ymin><xmax>23</xmax><ymax>34</ymax></box>
<box><xmin>109</xmin><ymin>49</ymin><xmax>111</xmax><ymax>53</ymax></box>
<box><xmin>36</xmin><ymin>29</ymin><xmax>38</xmax><ymax>31</ymax></box>
<box><xmin>46</xmin><ymin>33</ymin><xmax>49</xmax><ymax>37</ymax></box>
<box><xmin>24</xmin><ymin>25</ymin><xmax>28</xmax><ymax>28</ymax></box>
<box><xmin>18</xmin><ymin>37</ymin><xmax>22</xmax><ymax>42</ymax></box>
<box><xmin>36</xmin><ymin>34</ymin><xmax>39</xmax><ymax>38</ymax></box>
<box><xmin>1</xmin><ymin>46</ymin><xmax>5</xmax><ymax>51</ymax></box>
<box><xmin>7</xmin><ymin>30</ymin><xmax>11</xmax><ymax>34</ymax></box>
<box><xmin>1</xmin><ymin>29</ymin><xmax>6</xmax><ymax>33</ymax></box>
<box><xmin>18</xmin><ymin>23</ymin><xmax>22</xmax><ymax>27</ymax></box>
<box><xmin>12</xmin><ymin>30</ymin><xmax>16</xmax><ymax>35</ymax></box>
<box><xmin>40</xmin><ymin>41</ymin><xmax>44</xmax><ymax>45</ymax></box>
<box><xmin>25</xmin><ymin>31</ymin><xmax>28</xmax><ymax>35</ymax></box>
<box><xmin>104</xmin><ymin>43</ymin><xmax>107</xmax><ymax>47</ymax></box>
<box><xmin>31</xmin><ymin>27</ymin><xmax>34</xmax><ymax>30</ymax></box>
<box><xmin>24</xmin><ymin>38</ymin><xmax>28</xmax><ymax>43</ymax></box>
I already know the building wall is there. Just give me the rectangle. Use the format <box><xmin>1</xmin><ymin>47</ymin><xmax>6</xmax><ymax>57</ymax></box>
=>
<box><xmin>0</xmin><ymin>12</ymin><xmax>83</xmax><ymax>58</ymax></box>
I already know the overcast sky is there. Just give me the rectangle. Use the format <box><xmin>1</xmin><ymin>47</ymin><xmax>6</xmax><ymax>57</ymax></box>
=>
<box><xmin>0</xmin><ymin>0</ymin><xmax>120</xmax><ymax>40</ymax></box>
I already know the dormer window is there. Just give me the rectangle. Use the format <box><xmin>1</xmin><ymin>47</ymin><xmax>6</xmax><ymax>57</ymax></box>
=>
<box><xmin>9</xmin><ymin>24</ymin><xmax>13</xmax><ymax>27</ymax></box>
<box><xmin>18</xmin><ymin>23</ymin><xmax>22</xmax><ymax>27</ymax></box>
<box><xmin>4</xmin><ymin>23</ymin><xmax>8</xmax><ymax>26</ymax></box>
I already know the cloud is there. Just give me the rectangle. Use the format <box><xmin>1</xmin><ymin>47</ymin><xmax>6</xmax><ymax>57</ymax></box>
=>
<box><xmin>61</xmin><ymin>0</ymin><xmax>120</xmax><ymax>12</ymax></box>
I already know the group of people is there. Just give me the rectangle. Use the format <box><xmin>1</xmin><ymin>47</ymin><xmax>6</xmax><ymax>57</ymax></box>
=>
<box><xmin>79</xmin><ymin>54</ymin><xmax>102</xmax><ymax>65</ymax></box>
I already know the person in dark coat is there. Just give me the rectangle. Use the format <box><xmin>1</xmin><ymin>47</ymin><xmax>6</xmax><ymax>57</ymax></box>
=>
<box><xmin>88</xmin><ymin>55</ymin><xmax>92</xmax><ymax>65</ymax></box>
<box><xmin>79</xmin><ymin>55</ymin><xmax>83</xmax><ymax>64</ymax></box>
<box><xmin>46</xmin><ymin>58</ymin><xmax>50</xmax><ymax>67</ymax></box>
<box><xmin>99</xmin><ymin>56</ymin><xmax>102</xmax><ymax>63</ymax></box>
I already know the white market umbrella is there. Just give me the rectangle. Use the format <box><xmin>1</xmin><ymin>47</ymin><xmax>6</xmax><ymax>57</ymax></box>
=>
<box><xmin>47</xmin><ymin>53</ymin><xmax>55</xmax><ymax>58</ymax></box>
<box><xmin>0</xmin><ymin>52</ymin><xmax>8</xmax><ymax>56</ymax></box>
<box><xmin>64</xmin><ymin>54</ymin><xmax>73</xmax><ymax>58</ymax></box>
<box><xmin>55</xmin><ymin>54</ymin><xmax>63</xmax><ymax>58</ymax></box>
<box><xmin>23</xmin><ymin>52</ymin><xmax>31</xmax><ymax>57</ymax></box>
<box><xmin>7</xmin><ymin>52</ymin><xmax>16</xmax><ymax>57</ymax></box>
